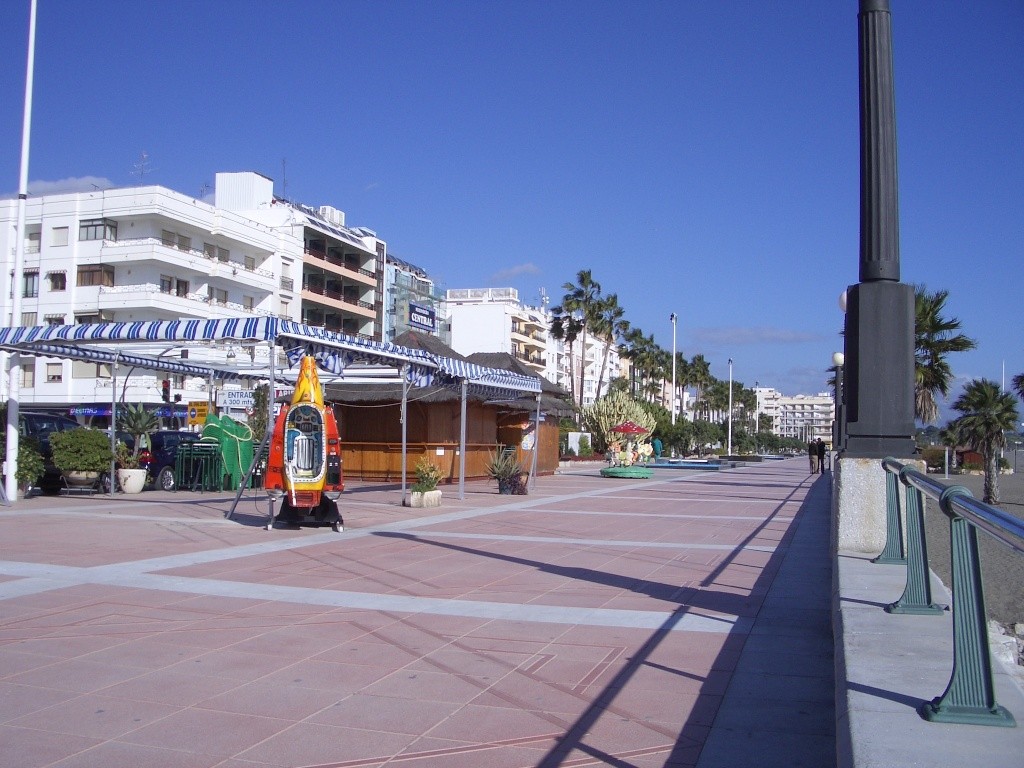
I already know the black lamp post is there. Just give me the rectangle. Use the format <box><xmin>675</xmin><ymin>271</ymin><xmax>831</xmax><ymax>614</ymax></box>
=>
<box><xmin>842</xmin><ymin>0</ymin><xmax>916</xmax><ymax>459</ymax></box>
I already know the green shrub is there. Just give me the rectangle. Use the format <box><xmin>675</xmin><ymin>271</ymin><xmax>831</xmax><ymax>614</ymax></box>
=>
<box><xmin>577</xmin><ymin>436</ymin><xmax>593</xmax><ymax>457</ymax></box>
<box><xmin>412</xmin><ymin>456</ymin><xmax>442</xmax><ymax>492</ymax></box>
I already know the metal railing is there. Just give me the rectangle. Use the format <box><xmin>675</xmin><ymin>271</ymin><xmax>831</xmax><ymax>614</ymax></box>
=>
<box><xmin>879</xmin><ymin>457</ymin><xmax>1022</xmax><ymax>727</ymax></box>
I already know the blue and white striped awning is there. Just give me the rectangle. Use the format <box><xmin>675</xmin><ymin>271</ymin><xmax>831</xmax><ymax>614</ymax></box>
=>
<box><xmin>0</xmin><ymin>316</ymin><xmax>543</xmax><ymax>395</ymax></box>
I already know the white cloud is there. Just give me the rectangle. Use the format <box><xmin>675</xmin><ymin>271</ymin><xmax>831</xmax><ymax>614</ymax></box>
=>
<box><xmin>490</xmin><ymin>262</ymin><xmax>541</xmax><ymax>284</ymax></box>
<box><xmin>1</xmin><ymin>176</ymin><xmax>115</xmax><ymax>199</ymax></box>
<box><xmin>690</xmin><ymin>326</ymin><xmax>824</xmax><ymax>346</ymax></box>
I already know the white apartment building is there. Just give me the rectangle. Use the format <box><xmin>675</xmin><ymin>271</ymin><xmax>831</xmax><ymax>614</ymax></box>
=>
<box><xmin>774</xmin><ymin>391</ymin><xmax>836</xmax><ymax>445</ymax></box>
<box><xmin>446</xmin><ymin>288</ymin><xmax>547</xmax><ymax>375</ymax></box>
<box><xmin>0</xmin><ymin>181</ymin><xmax>297</xmax><ymax>417</ymax></box>
<box><xmin>0</xmin><ymin>171</ymin><xmax>424</xmax><ymax>420</ymax></box>
<box><xmin>214</xmin><ymin>172</ymin><xmax>380</xmax><ymax>340</ymax></box>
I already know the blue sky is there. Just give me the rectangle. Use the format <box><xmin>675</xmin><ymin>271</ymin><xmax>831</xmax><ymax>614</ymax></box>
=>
<box><xmin>1</xmin><ymin>1</ymin><xmax>1021</xmax><ymax>412</ymax></box>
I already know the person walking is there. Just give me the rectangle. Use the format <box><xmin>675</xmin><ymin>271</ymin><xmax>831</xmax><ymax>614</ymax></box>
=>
<box><xmin>808</xmin><ymin>440</ymin><xmax>816</xmax><ymax>473</ymax></box>
<box><xmin>816</xmin><ymin>438</ymin><xmax>827</xmax><ymax>473</ymax></box>
<box><xmin>652</xmin><ymin>436</ymin><xmax>663</xmax><ymax>462</ymax></box>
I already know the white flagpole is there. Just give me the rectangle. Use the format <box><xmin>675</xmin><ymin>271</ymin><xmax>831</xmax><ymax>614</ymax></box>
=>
<box><xmin>6</xmin><ymin>0</ymin><xmax>38</xmax><ymax>502</ymax></box>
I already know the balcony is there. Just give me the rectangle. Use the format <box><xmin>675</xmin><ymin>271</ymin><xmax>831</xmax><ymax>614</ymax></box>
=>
<box><xmin>303</xmin><ymin>247</ymin><xmax>377</xmax><ymax>287</ymax></box>
<box><xmin>96</xmin><ymin>283</ymin><xmax>272</xmax><ymax>320</ymax></box>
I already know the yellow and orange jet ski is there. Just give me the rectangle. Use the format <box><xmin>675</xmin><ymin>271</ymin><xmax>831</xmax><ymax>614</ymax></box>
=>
<box><xmin>264</xmin><ymin>354</ymin><xmax>344</xmax><ymax>530</ymax></box>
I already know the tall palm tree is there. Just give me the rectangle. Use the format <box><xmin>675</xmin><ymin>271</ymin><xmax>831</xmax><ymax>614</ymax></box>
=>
<box><xmin>591</xmin><ymin>293</ymin><xmax>629</xmax><ymax>402</ymax></box>
<box><xmin>689</xmin><ymin>354</ymin><xmax>712</xmax><ymax>416</ymax></box>
<box><xmin>559</xmin><ymin>270</ymin><xmax>602</xmax><ymax>408</ymax></box>
<box><xmin>1012</xmin><ymin>372</ymin><xmax>1024</xmax><ymax>402</ymax></box>
<box><xmin>915</xmin><ymin>285</ymin><xmax>977</xmax><ymax>424</ymax></box>
<box><xmin>949</xmin><ymin>378</ymin><xmax>1019</xmax><ymax>504</ymax></box>
<box><xmin>549</xmin><ymin>306</ymin><xmax>583</xmax><ymax>406</ymax></box>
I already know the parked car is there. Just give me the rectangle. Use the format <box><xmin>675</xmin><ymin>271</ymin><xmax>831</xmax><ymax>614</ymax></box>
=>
<box><xmin>18</xmin><ymin>411</ymin><xmax>81</xmax><ymax>492</ymax></box>
<box><xmin>140</xmin><ymin>430</ymin><xmax>200</xmax><ymax>491</ymax></box>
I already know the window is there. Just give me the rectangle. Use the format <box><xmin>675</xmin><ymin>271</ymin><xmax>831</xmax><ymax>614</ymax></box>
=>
<box><xmin>208</xmin><ymin>287</ymin><xmax>228</xmax><ymax>304</ymax></box>
<box><xmin>78</xmin><ymin>218</ymin><xmax>117</xmax><ymax>241</ymax></box>
<box><xmin>160</xmin><ymin>275</ymin><xmax>173</xmax><ymax>294</ymax></box>
<box><xmin>48</xmin><ymin>272</ymin><xmax>66</xmax><ymax>291</ymax></box>
<box><xmin>51</xmin><ymin>226</ymin><xmax>69</xmax><ymax>247</ymax></box>
<box><xmin>73</xmin><ymin>361</ymin><xmax>110</xmax><ymax>379</ymax></box>
<box><xmin>21</xmin><ymin>312</ymin><xmax>37</xmax><ymax>326</ymax></box>
<box><xmin>44</xmin><ymin>314</ymin><xmax>64</xmax><ymax>326</ymax></box>
<box><xmin>21</xmin><ymin>364</ymin><xmax>34</xmax><ymax>388</ymax></box>
<box><xmin>22</xmin><ymin>271</ymin><xmax>38</xmax><ymax>298</ymax></box>
<box><xmin>244</xmin><ymin>255</ymin><xmax>255</xmax><ymax>270</ymax></box>
<box><xmin>243</xmin><ymin>295</ymin><xmax>254</xmax><ymax>310</ymax></box>
<box><xmin>76</xmin><ymin>264</ymin><xmax>114</xmax><ymax>287</ymax></box>
<box><xmin>175</xmin><ymin>279</ymin><xmax>189</xmax><ymax>297</ymax></box>
<box><xmin>46</xmin><ymin>362</ymin><xmax>62</xmax><ymax>383</ymax></box>
<box><xmin>203</xmin><ymin>243</ymin><xmax>229</xmax><ymax>262</ymax></box>
<box><xmin>25</xmin><ymin>230</ymin><xmax>40</xmax><ymax>254</ymax></box>
<box><xmin>160</xmin><ymin>230</ymin><xmax>190</xmax><ymax>250</ymax></box>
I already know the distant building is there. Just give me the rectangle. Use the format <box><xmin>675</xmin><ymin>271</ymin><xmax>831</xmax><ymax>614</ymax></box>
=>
<box><xmin>382</xmin><ymin>254</ymin><xmax>448</xmax><ymax>344</ymax></box>
<box><xmin>775</xmin><ymin>391</ymin><xmax>835</xmax><ymax>445</ymax></box>
<box><xmin>446</xmin><ymin>288</ymin><xmax>547</xmax><ymax>376</ymax></box>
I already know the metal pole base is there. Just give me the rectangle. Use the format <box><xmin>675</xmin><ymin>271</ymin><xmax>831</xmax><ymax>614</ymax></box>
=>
<box><xmin>920</xmin><ymin>700</ymin><xmax>1016</xmax><ymax>728</ymax></box>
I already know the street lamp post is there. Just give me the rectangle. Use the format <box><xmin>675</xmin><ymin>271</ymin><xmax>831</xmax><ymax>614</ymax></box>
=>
<box><xmin>670</xmin><ymin>313</ymin><xmax>677</xmax><ymax>425</ymax></box>
<box><xmin>832</xmin><ymin>352</ymin><xmax>845</xmax><ymax>453</ymax></box>
<box><xmin>727</xmin><ymin>358</ymin><xmax>733</xmax><ymax>456</ymax></box>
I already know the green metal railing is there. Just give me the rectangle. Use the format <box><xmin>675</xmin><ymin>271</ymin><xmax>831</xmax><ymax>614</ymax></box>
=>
<box><xmin>880</xmin><ymin>457</ymin><xmax>1023</xmax><ymax>727</ymax></box>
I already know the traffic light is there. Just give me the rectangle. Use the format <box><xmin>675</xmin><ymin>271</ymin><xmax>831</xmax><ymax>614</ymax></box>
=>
<box><xmin>161</xmin><ymin>380</ymin><xmax>170</xmax><ymax>402</ymax></box>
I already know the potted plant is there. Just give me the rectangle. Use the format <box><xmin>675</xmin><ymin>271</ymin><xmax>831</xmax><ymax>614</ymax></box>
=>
<box><xmin>49</xmin><ymin>428</ymin><xmax>115</xmax><ymax>488</ymax></box>
<box><xmin>485</xmin><ymin>448</ymin><xmax>528</xmax><ymax>495</ymax></box>
<box><xmin>405</xmin><ymin>456</ymin><xmax>443</xmax><ymax>508</ymax></box>
<box><xmin>114</xmin><ymin>441</ymin><xmax>148</xmax><ymax>494</ymax></box>
<box><xmin>116</xmin><ymin>403</ymin><xmax>159</xmax><ymax>493</ymax></box>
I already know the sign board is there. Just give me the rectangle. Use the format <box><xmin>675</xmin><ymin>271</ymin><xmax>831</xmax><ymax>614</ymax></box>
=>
<box><xmin>408</xmin><ymin>302</ymin><xmax>436</xmax><ymax>332</ymax></box>
<box><xmin>217</xmin><ymin>390</ymin><xmax>255</xmax><ymax>409</ymax></box>
<box><xmin>187</xmin><ymin>400</ymin><xmax>210</xmax><ymax>426</ymax></box>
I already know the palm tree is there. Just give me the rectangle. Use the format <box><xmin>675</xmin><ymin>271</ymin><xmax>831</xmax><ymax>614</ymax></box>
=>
<box><xmin>591</xmin><ymin>293</ymin><xmax>629</xmax><ymax>402</ymax></box>
<box><xmin>550</xmin><ymin>306</ymin><xmax>583</xmax><ymax>406</ymax></box>
<box><xmin>558</xmin><ymin>270</ymin><xmax>602</xmax><ymax>409</ymax></box>
<box><xmin>949</xmin><ymin>378</ymin><xmax>1019</xmax><ymax>504</ymax></box>
<box><xmin>1012</xmin><ymin>372</ymin><xmax>1024</xmax><ymax>402</ymax></box>
<box><xmin>914</xmin><ymin>286</ymin><xmax>977</xmax><ymax>424</ymax></box>
<box><xmin>689</xmin><ymin>354</ymin><xmax>712</xmax><ymax>411</ymax></box>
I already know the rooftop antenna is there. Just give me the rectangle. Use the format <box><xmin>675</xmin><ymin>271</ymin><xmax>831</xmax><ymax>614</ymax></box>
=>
<box><xmin>130</xmin><ymin>150</ymin><xmax>154</xmax><ymax>181</ymax></box>
<box><xmin>281</xmin><ymin>157</ymin><xmax>287</xmax><ymax>199</ymax></box>
<box><xmin>199</xmin><ymin>182</ymin><xmax>210</xmax><ymax>199</ymax></box>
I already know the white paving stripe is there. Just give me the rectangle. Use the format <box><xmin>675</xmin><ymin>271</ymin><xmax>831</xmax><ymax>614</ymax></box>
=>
<box><xmin>397</xmin><ymin>531</ymin><xmax>776</xmax><ymax>552</ymax></box>
<box><xmin>533</xmin><ymin>508</ymin><xmax>793</xmax><ymax>522</ymax></box>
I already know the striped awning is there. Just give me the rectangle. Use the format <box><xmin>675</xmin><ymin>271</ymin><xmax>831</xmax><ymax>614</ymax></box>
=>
<box><xmin>0</xmin><ymin>316</ymin><xmax>543</xmax><ymax>395</ymax></box>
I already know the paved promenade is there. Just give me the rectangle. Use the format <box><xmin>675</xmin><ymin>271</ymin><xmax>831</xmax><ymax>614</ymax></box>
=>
<box><xmin>0</xmin><ymin>458</ymin><xmax>1018</xmax><ymax>767</ymax></box>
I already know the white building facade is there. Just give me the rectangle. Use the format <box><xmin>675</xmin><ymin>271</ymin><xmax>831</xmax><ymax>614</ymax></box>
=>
<box><xmin>446</xmin><ymin>288</ymin><xmax>547</xmax><ymax>375</ymax></box>
<box><xmin>0</xmin><ymin>181</ymin><xmax>297</xmax><ymax>418</ymax></box>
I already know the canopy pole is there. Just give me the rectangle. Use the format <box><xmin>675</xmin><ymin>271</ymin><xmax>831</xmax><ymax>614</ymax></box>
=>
<box><xmin>109</xmin><ymin>352</ymin><xmax>118</xmax><ymax>497</ymax></box>
<box><xmin>400</xmin><ymin>365</ymin><xmax>408</xmax><ymax>505</ymax></box>
<box><xmin>459</xmin><ymin>378</ymin><xmax>468</xmax><ymax>500</ymax></box>
<box><xmin>528</xmin><ymin>393</ymin><xmax>541</xmax><ymax>491</ymax></box>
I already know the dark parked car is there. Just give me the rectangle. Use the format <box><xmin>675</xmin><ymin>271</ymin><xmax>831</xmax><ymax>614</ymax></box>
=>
<box><xmin>140</xmin><ymin>430</ymin><xmax>200</xmax><ymax>491</ymax></box>
<box><xmin>18</xmin><ymin>411</ymin><xmax>81</xmax><ymax>492</ymax></box>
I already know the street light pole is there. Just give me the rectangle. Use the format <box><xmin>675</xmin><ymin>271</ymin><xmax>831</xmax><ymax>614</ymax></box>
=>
<box><xmin>727</xmin><ymin>358</ymin><xmax>733</xmax><ymax>456</ymax></box>
<box><xmin>670</xmin><ymin>313</ymin><xmax>677</xmax><ymax>425</ymax></box>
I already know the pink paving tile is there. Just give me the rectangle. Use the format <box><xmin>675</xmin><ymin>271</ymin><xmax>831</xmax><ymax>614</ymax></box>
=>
<box><xmin>236</xmin><ymin>721</ymin><xmax>416</xmax><ymax>766</ymax></box>
<box><xmin>0</xmin><ymin>681</ymin><xmax>80</xmax><ymax>722</ymax></box>
<box><xmin>7</xmin><ymin>692</ymin><xmax>182</xmax><ymax>739</ymax></box>
<box><xmin>197</xmin><ymin>679</ymin><xmax>342</xmax><ymax>720</ymax></box>
<box><xmin>47</xmin><ymin>740</ymin><xmax>225</xmax><ymax>768</ymax></box>
<box><xmin>6</xmin><ymin>657</ymin><xmax>149</xmax><ymax>693</ymax></box>
<box><xmin>360</xmin><ymin>668</ymin><xmax>490</xmax><ymax>704</ymax></box>
<box><xmin>258</xmin><ymin>658</ymin><xmax>394</xmax><ymax>694</ymax></box>
<box><xmin>424</xmin><ymin>703</ymin><xmax>567</xmax><ymax>743</ymax></box>
<box><xmin>407</xmin><ymin>647</ymin><xmax>529</xmax><ymax>681</ymax></box>
<box><xmin>78</xmin><ymin>636</ymin><xmax>207</xmax><ymax>670</ymax></box>
<box><xmin>0</xmin><ymin>725</ymin><xmax>101</xmax><ymax>768</ymax></box>
<box><xmin>97</xmin><ymin>668</ymin><xmax>247</xmax><ymax>706</ymax></box>
<box><xmin>308</xmin><ymin>692</ymin><xmax>463</xmax><ymax>735</ymax></box>
<box><xmin>167</xmin><ymin>647</ymin><xmax>298</xmax><ymax>682</ymax></box>
<box><xmin>119</xmin><ymin>708</ymin><xmax>293</xmax><ymax>757</ymax></box>
<box><xmin>470</xmin><ymin>675</ymin><xmax>590</xmax><ymax>716</ymax></box>
<box><xmin>395</xmin><ymin>736</ymin><xmax>559</xmax><ymax>768</ymax></box>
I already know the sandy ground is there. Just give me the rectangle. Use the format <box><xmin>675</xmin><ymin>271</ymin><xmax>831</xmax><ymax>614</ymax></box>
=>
<box><xmin>921</xmin><ymin>469</ymin><xmax>1024</xmax><ymax>628</ymax></box>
